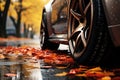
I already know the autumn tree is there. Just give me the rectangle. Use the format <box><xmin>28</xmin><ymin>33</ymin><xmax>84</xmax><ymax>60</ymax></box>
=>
<box><xmin>10</xmin><ymin>0</ymin><xmax>22</xmax><ymax>37</ymax></box>
<box><xmin>0</xmin><ymin>0</ymin><xmax>50</xmax><ymax>38</ymax></box>
<box><xmin>9</xmin><ymin>0</ymin><xmax>28</xmax><ymax>37</ymax></box>
<box><xmin>21</xmin><ymin>0</ymin><xmax>50</xmax><ymax>35</ymax></box>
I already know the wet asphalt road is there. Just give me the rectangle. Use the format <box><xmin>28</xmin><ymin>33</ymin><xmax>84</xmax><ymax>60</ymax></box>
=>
<box><xmin>0</xmin><ymin>38</ymin><xmax>69</xmax><ymax>50</ymax></box>
<box><xmin>0</xmin><ymin>38</ymin><xmax>73</xmax><ymax>80</ymax></box>
<box><xmin>1</xmin><ymin>38</ymin><xmax>120</xmax><ymax>80</ymax></box>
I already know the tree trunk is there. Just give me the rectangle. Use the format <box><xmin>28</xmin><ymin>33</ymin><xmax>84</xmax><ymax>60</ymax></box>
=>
<box><xmin>15</xmin><ymin>0</ymin><xmax>22</xmax><ymax>37</ymax></box>
<box><xmin>15</xmin><ymin>11</ymin><xmax>21</xmax><ymax>37</ymax></box>
<box><xmin>10</xmin><ymin>0</ymin><xmax>22</xmax><ymax>37</ymax></box>
<box><xmin>0</xmin><ymin>0</ymin><xmax>11</xmax><ymax>38</ymax></box>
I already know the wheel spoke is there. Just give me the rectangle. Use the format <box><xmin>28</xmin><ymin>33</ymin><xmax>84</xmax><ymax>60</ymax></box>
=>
<box><xmin>78</xmin><ymin>0</ymin><xmax>84</xmax><ymax>15</ymax></box>
<box><xmin>72</xmin><ymin>25</ymin><xmax>87</xmax><ymax>49</ymax></box>
<box><xmin>70</xmin><ymin>9</ymin><xmax>82</xmax><ymax>22</ymax></box>
<box><xmin>70</xmin><ymin>26</ymin><xmax>87</xmax><ymax>53</ymax></box>
<box><xmin>78</xmin><ymin>0</ymin><xmax>91</xmax><ymax>15</ymax></box>
<box><xmin>76</xmin><ymin>30</ymin><xmax>87</xmax><ymax>47</ymax></box>
<box><xmin>73</xmin><ymin>32</ymin><xmax>86</xmax><ymax>58</ymax></box>
<box><xmin>70</xmin><ymin>24</ymin><xmax>83</xmax><ymax>39</ymax></box>
<box><xmin>84</xmin><ymin>2</ymin><xmax>91</xmax><ymax>15</ymax></box>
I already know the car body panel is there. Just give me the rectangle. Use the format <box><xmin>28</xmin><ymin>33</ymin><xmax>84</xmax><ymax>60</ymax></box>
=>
<box><xmin>102</xmin><ymin>0</ymin><xmax>120</xmax><ymax>46</ymax></box>
<box><xmin>43</xmin><ymin>0</ymin><xmax>68</xmax><ymax>44</ymax></box>
<box><xmin>51</xmin><ymin>0</ymin><xmax>68</xmax><ymax>34</ymax></box>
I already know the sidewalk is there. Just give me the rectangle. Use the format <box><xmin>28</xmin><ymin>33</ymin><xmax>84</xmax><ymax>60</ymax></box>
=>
<box><xmin>0</xmin><ymin>37</ymin><xmax>69</xmax><ymax>51</ymax></box>
<box><xmin>0</xmin><ymin>37</ymin><xmax>40</xmax><ymax>48</ymax></box>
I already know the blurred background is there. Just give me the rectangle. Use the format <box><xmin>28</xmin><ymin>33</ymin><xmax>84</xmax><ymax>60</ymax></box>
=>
<box><xmin>0</xmin><ymin>0</ymin><xmax>50</xmax><ymax>39</ymax></box>
<box><xmin>0</xmin><ymin>0</ymin><xmax>51</xmax><ymax>47</ymax></box>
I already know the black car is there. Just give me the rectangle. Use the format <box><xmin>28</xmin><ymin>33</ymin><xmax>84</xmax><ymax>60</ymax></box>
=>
<box><xmin>40</xmin><ymin>0</ymin><xmax>120</xmax><ymax>67</ymax></box>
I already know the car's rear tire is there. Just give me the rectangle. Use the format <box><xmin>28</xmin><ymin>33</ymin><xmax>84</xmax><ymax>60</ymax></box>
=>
<box><xmin>68</xmin><ymin>0</ymin><xmax>120</xmax><ymax>67</ymax></box>
<box><xmin>40</xmin><ymin>12</ymin><xmax>59</xmax><ymax>50</ymax></box>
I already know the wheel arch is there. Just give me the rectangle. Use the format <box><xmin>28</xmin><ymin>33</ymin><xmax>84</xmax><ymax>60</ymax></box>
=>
<box><xmin>43</xmin><ymin>2</ymin><xmax>54</xmax><ymax>36</ymax></box>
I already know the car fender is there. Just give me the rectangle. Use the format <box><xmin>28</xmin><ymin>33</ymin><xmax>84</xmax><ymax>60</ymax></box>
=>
<box><xmin>102</xmin><ymin>0</ymin><xmax>120</xmax><ymax>47</ymax></box>
<box><xmin>43</xmin><ymin>0</ymin><xmax>54</xmax><ymax>36</ymax></box>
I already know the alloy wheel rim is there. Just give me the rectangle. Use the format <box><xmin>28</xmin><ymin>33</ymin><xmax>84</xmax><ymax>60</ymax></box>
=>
<box><xmin>69</xmin><ymin>0</ymin><xmax>93</xmax><ymax>58</ymax></box>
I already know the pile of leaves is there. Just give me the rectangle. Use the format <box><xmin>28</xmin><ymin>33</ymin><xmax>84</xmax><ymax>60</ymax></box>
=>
<box><xmin>55</xmin><ymin>65</ymin><xmax>120</xmax><ymax>80</ymax></box>
<box><xmin>0</xmin><ymin>46</ymin><xmax>74</xmax><ymax>66</ymax></box>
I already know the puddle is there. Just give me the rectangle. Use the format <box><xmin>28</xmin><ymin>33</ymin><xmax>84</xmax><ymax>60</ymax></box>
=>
<box><xmin>0</xmin><ymin>56</ymin><xmax>42</xmax><ymax>80</ymax></box>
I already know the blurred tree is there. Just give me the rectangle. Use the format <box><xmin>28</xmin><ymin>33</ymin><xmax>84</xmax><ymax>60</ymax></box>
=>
<box><xmin>8</xmin><ymin>0</ymin><xmax>50</xmax><ymax>37</ymax></box>
<box><xmin>21</xmin><ymin>0</ymin><xmax>50</xmax><ymax>35</ymax></box>
<box><xmin>0</xmin><ymin>0</ymin><xmax>11</xmax><ymax>38</ymax></box>
<box><xmin>0</xmin><ymin>0</ymin><xmax>50</xmax><ymax>37</ymax></box>
<box><xmin>9</xmin><ymin>0</ymin><xmax>25</xmax><ymax>37</ymax></box>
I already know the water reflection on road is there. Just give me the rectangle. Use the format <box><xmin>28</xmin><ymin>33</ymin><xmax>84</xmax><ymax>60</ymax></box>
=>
<box><xmin>0</xmin><ymin>56</ymin><xmax>43</xmax><ymax>80</ymax></box>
